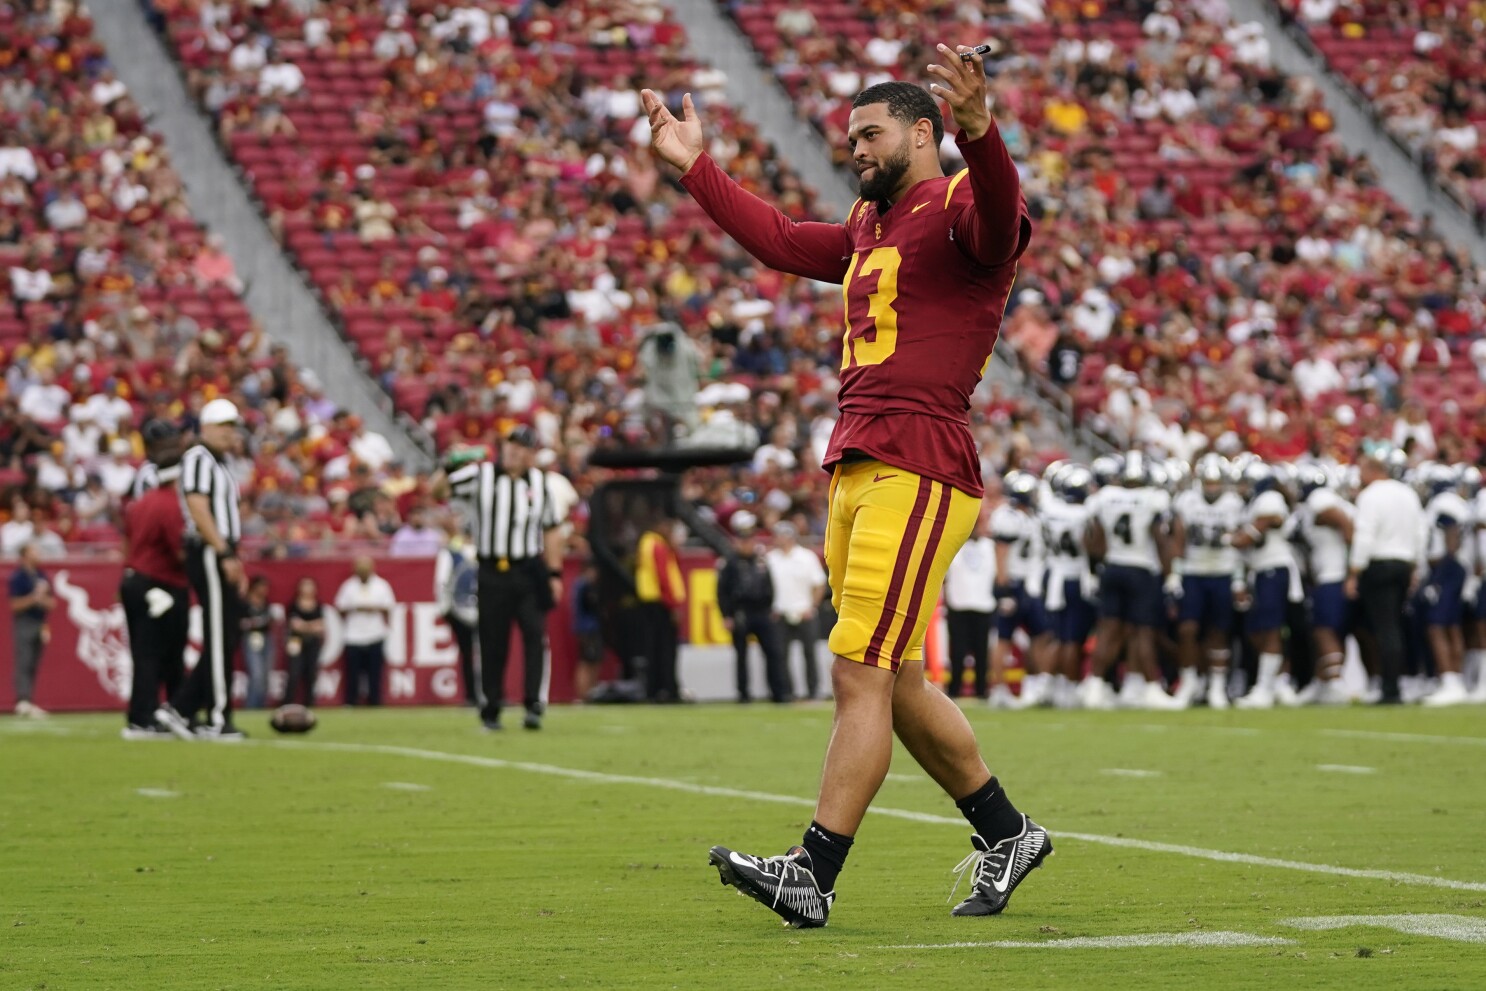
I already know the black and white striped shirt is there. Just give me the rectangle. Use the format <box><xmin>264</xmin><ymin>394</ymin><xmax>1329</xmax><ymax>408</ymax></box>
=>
<box><xmin>130</xmin><ymin>461</ymin><xmax>181</xmax><ymax>501</ymax></box>
<box><xmin>448</xmin><ymin>462</ymin><xmax>559</xmax><ymax>560</ymax></box>
<box><xmin>179</xmin><ymin>444</ymin><xmax>242</xmax><ymax>546</ymax></box>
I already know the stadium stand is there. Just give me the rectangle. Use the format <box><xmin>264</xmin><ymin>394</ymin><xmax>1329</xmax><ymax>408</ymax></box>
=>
<box><xmin>1272</xmin><ymin>0</ymin><xmax>1486</xmax><ymax>230</ymax></box>
<box><xmin>723</xmin><ymin>0</ymin><xmax>1486</xmax><ymax>464</ymax></box>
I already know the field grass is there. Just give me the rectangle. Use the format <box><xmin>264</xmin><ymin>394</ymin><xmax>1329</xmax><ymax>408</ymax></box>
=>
<box><xmin>3</xmin><ymin>702</ymin><xmax>1485</xmax><ymax>990</ymax></box>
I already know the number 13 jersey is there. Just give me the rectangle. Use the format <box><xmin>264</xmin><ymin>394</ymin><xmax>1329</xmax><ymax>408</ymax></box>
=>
<box><xmin>829</xmin><ymin>159</ymin><xmax>1028</xmax><ymax>499</ymax></box>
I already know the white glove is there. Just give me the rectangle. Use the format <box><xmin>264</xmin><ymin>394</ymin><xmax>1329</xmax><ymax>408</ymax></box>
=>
<box><xmin>1163</xmin><ymin>573</ymin><xmax>1183</xmax><ymax>598</ymax></box>
<box><xmin>1081</xmin><ymin>570</ymin><xmax>1100</xmax><ymax>600</ymax></box>
<box><xmin>145</xmin><ymin>587</ymin><xmax>175</xmax><ymax>618</ymax></box>
<box><xmin>1465</xmin><ymin>575</ymin><xmax>1481</xmax><ymax>607</ymax></box>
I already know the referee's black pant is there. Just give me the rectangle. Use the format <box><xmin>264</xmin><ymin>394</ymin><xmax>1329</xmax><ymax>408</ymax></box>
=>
<box><xmin>170</xmin><ymin>544</ymin><xmax>244</xmax><ymax>729</ymax></box>
<box><xmin>121</xmin><ymin>571</ymin><xmax>188</xmax><ymax>727</ymax></box>
<box><xmin>477</xmin><ymin>560</ymin><xmax>547</xmax><ymax>722</ymax></box>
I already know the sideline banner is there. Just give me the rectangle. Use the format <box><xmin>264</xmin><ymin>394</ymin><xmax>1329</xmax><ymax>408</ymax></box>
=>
<box><xmin>0</xmin><ymin>551</ymin><xmax>730</xmax><ymax>714</ymax></box>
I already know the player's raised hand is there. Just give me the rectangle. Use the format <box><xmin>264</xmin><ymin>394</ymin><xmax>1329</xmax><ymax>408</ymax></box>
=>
<box><xmin>640</xmin><ymin>89</ymin><xmax>703</xmax><ymax>174</ymax></box>
<box><xmin>926</xmin><ymin>44</ymin><xmax>992</xmax><ymax>142</ymax></box>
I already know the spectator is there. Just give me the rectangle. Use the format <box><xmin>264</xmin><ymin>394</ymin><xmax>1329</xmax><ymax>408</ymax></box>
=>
<box><xmin>1392</xmin><ymin>400</ymin><xmax>1438</xmax><ymax>459</ymax></box>
<box><xmin>716</xmin><ymin>516</ymin><xmax>788</xmax><ymax>704</ymax></box>
<box><xmin>1</xmin><ymin>499</ymin><xmax>37</xmax><ymax>557</ymax></box>
<box><xmin>571</xmin><ymin>561</ymin><xmax>604</xmax><ymax>703</ymax></box>
<box><xmin>335</xmin><ymin>557</ymin><xmax>396</xmax><ymax>706</ymax></box>
<box><xmin>435</xmin><ymin>521</ymin><xmax>480</xmax><ymax>705</ymax></box>
<box><xmin>8</xmin><ymin>542</ymin><xmax>54</xmax><ymax>718</ymax></box>
<box><xmin>389</xmin><ymin>505</ymin><xmax>444</xmax><ymax>557</ymax></box>
<box><xmin>283</xmin><ymin>577</ymin><xmax>325</xmax><ymax>707</ymax></box>
<box><xmin>240</xmin><ymin>576</ymin><xmax>275</xmax><ymax>709</ymax></box>
<box><xmin>258</xmin><ymin>51</ymin><xmax>305</xmax><ymax>98</ymax></box>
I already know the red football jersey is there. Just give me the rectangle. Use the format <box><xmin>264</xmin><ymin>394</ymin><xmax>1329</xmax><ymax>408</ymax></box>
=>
<box><xmin>682</xmin><ymin>128</ymin><xmax>1030</xmax><ymax>497</ymax></box>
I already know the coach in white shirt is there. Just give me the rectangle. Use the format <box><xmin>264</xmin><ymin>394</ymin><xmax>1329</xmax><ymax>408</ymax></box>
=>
<box><xmin>1345</xmin><ymin>448</ymin><xmax>1425</xmax><ymax>704</ymax></box>
<box><xmin>335</xmin><ymin>557</ymin><xmax>397</xmax><ymax>706</ymax></box>
<box><xmin>766</xmin><ymin>523</ymin><xmax>826</xmax><ymax>699</ymax></box>
<box><xmin>942</xmin><ymin>513</ymin><xmax>996</xmax><ymax>700</ymax></box>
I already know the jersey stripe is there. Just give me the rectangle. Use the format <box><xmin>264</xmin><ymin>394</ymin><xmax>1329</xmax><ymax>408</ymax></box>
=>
<box><xmin>943</xmin><ymin>169</ymin><xmax>969</xmax><ymax>209</ymax></box>
<box><xmin>889</xmin><ymin>482</ymin><xmax>953</xmax><ymax>661</ymax></box>
<box><xmin>866</xmin><ymin>476</ymin><xmax>934</xmax><ymax>667</ymax></box>
<box><xmin>847</xmin><ymin>198</ymin><xmax>862</xmax><ymax>225</ymax></box>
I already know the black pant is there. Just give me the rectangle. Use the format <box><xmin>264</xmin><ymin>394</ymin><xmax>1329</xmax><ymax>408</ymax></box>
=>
<box><xmin>283</xmin><ymin>637</ymin><xmax>321</xmax><ymax>706</ymax></box>
<box><xmin>946</xmin><ymin>609</ymin><xmax>992</xmax><ymax>699</ymax></box>
<box><xmin>1360</xmin><ymin>560</ymin><xmax>1413</xmax><ymax>701</ymax></box>
<box><xmin>638</xmin><ymin>602</ymin><xmax>679</xmax><ymax>701</ymax></box>
<box><xmin>732</xmin><ymin>610</ymin><xmax>788</xmax><ymax>703</ymax></box>
<box><xmin>344</xmin><ymin>642</ymin><xmax>386</xmax><ymax>705</ymax></box>
<box><xmin>121</xmin><ymin>572</ymin><xmax>188</xmax><ymax>726</ymax></box>
<box><xmin>779</xmin><ymin>616</ymin><xmax>821</xmax><ymax>699</ymax></box>
<box><xmin>478</xmin><ymin>560</ymin><xmax>547</xmax><ymax>721</ymax></box>
<box><xmin>446</xmin><ymin>615</ymin><xmax>478</xmax><ymax>705</ymax></box>
<box><xmin>171</xmin><ymin>545</ymin><xmax>244</xmax><ymax>729</ymax></box>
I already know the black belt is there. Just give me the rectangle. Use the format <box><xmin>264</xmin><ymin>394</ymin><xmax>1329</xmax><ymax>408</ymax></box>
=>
<box><xmin>480</xmin><ymin>556</ymin><xmax>538</xmax><ymax>572</ymax></box>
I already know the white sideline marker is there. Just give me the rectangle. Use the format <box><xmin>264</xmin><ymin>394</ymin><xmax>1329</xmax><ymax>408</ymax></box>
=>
<box><xmin>1321</xmin><ymin>729</ymin><xmax>1486</xmax><ymax>748</ymax></box>
<box><xmin>1315</xmin><ymin>764</ymin><xmax>1376</xmax><ymax>775</ymax></box>
<box><xmin>1101</xmin><ymin>768</ymin><xmax>1162</xmax><ymax>779</ymax></box>
<box><xmin>884</xmin><ymin>773</ymin><xmax>925</xmax><ymax>783</ymax></box>
<box><xmin>382</xmin><ymin>782</ymin><xmax>431</xmax><ymax>792</ymax></box>
<box><xmin>260</xmin><ymin>740</ymin><xmax>1486</xmax><ymax>893</ymax></box>
<box><xmin>881</xmin><ymin>932</ymin><xmax>1295</xmax><ymax>950</ymax></box>
<box><xmin>1283</xmin><ymin>914</ymin><xmax>1486</xmax><ymax>944</ymax></box>
<box><xmin>135</xmin><ymin>788</ymin><xmax>180</xmax><ymax>799</ymax></box>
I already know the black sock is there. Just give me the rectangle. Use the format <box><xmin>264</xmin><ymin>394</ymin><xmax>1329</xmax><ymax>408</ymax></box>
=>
<box><xmin>956</xmin><ymin>776</ymin><xmax>1024</xmax><ymax>844</ymax></box>
<box><xmin>800</xmin><ymin>821</ymin><xmax>853</xmax><ymax>893</ymax></box>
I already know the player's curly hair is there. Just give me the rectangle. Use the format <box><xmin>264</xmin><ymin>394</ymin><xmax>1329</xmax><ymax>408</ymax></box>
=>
<box><xmin>852</xmin><ymin>82</ymin><xmax>944</xmax><ymax>148</ymax></box>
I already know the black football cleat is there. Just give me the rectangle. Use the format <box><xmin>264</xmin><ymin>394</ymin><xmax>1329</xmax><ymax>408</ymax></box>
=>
<box><xmin>949</xmin><ymin>816</ymin><xmax>1053</xmax><ymax>916</ymax></box>
<box><xmin>709</xmin><ymin>845</ymin><xmax>833</xmax><ymax>928</ymax></box>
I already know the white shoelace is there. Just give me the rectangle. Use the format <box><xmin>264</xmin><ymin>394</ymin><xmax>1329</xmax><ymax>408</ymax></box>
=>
<box><xmin>948</xmin><ymin>843</ymin><xmax>1009</xmax><ymax>903</ymax></box>
<box><xmin>757</xmin><ymin>852</ymin><xmax>811</xmax><ymax>910</ymax></box>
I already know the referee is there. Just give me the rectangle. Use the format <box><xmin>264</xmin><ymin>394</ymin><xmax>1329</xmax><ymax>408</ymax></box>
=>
<box><xmin>121</xmin><ymin>420</ymin><xmax>189</xmax><ymax>739</ymax></box>
<box><xmin>155</xmin><ymin>399</ymin><xmax>247</xmax><ymax>740</ymax></box>
<box><xmin>436</xmin><ymin>426</ymin><xmax>564</xmax><ymax>731</ymax></box>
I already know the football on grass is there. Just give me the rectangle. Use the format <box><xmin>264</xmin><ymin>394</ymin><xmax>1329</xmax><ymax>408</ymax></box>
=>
<box><xmin>270</xmin><ymin>704</ymin><xmax>318</xmax><ymax>734</ymax></box>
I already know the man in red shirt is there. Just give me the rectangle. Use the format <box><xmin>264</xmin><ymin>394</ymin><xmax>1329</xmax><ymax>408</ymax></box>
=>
<box><xmin>120</xmin><ymin>420</ymin><xmax>189</xmax><ymax>739</ymax></box>
<box><xmin>643</xmin><ymin>46</ymin><xmax>1049</xmax><ymax>928</ymax></box>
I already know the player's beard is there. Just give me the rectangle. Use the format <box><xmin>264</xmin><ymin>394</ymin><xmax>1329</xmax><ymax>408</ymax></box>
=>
<box><xmin>856</xmin><ymin>135</ymin><xmax>912</xmax><ymax>202</ymax></box>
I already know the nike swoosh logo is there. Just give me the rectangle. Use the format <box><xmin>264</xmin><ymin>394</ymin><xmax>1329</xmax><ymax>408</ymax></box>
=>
<box><xmin>912</xmin><ymin>202</ymin><xmax>929</xmax><ymax>213</ymax></box>
<box><xmin>729</xmin><ymin>851</ymin><xmax>754</xmax><ymax>868</ymax></box>
<box><xmin>873</xmin><ymin>473</ymin><xmax>899</xmax><ymax>482</ymax></box>
<box><xmin>991</xmin><ymin>861</ymin><xmax>1014</xmax><ymax>893</ymax></box>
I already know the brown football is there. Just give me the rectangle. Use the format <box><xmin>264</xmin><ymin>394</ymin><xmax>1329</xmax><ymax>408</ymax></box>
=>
<box><xmin>270</xmin><ymin>704</ymin><xmax>318</xmax><ymax>734</ymax></box>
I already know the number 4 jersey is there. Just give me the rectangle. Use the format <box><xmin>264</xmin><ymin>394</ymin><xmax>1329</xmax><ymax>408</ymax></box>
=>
<box><xmin>679</xmin><ymin>127</ymin><xmax>1032</xmax><ymax>498</ymax></box>
<box><xmin>1088</xmin><ymin>485</ymin><xmax>1172</xmax><ymax>574</ymax></box>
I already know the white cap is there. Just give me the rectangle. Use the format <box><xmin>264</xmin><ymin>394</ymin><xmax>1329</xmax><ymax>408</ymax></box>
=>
<box><xmin>200</xmin><ymin>398</ymin><xmax>240</xmax><ymax>426</ymax></box>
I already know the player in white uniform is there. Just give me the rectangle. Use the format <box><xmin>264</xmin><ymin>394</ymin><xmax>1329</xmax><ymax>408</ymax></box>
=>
<box><xmin>1296</xmin><ymin>464</ymin><xmax>1354</xmax><ymax>704</ymax></box>
<box><xmin>1170</xmin><ymin>454</ymin><xmax>1245</xmax><ymax>709</ymax></box>
<box><xmin>1420</xmin><ymin>464</ymin><xmax>1471</xmax><ymax>705</ymax></box>
<box><xmin>1038</xmin><ymin>466</ymin><xmax>1096</xmax><ymax>709</ymax></box>
<box><xmin>1467</xmin><ymin>467</ymin><xmax>1486</xmax><ymax>702</ymax></box>
<box><xmin>1232</xmin><ymin>462</ymin><xmax>1300</xmax><ymax>708</ymax></box>
<box><xmin>990</xmin><ymin>471</ymin><xmax>1046</xmax><ymax>709</ymax></box>
<box><xmin>1080</xmin><ymin>453</ymin><xmax>1181</xmax><ymax>710</ymax></box>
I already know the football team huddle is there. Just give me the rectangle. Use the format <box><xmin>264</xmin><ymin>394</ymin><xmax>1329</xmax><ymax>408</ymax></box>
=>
<box><xmin>975</xmin><ymin>448</ymin><xmax>1486</xmax><ymax>711</ymax></box>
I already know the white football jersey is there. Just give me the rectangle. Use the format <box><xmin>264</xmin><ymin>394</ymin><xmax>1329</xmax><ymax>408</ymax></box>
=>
<box><xmin>1089</xmin><ymin>484</ymin><xmax>1170</xmax><ymax>573</ymax></box>
<box><xmin>1244</xmin><ymin>490</ymin><xmax>1294</xmax><ymax>572</ymax></box>
<box><xmin>1173</xmin><ymin>488</ymin><xmax>1244</xmax><ymax>576</ymax></box>
<box><xmin>991</xmin><ymin>503</ymin><xmax>1043</xmax><ymax>583</ymax></box>
<box><xmin>1041</xmin><ymin>498</ymin><xmax>1091</xmax><ymax>583</ymax></box>
<box><xmin>1426</xmin><ymin>491</ymin><xmax>1472</xmax><ymax>567</ymax></box>
<box><xmin>1301</xmin><ymin>488</ymin><xmax>1354</xmax><ymax>585</ymax></box>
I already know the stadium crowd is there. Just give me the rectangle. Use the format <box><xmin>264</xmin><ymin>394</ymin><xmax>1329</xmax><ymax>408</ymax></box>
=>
<box><xmin>1273</xmin><ymin>0</ymin><xmax>1486</xmax><ymax>229</ymax></box>
<box><xmin>1</xmin><ymin>0</ymin><xmax>1485</xmax><ymax>577</ymax></box>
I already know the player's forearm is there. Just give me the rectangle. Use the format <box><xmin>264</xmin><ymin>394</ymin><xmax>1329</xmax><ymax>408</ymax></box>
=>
<box><xmin>679</xmin><ymin>154</ymin><xmax>850</xmax><ymax>284</ymax></box>
<box><xmin>954</xmin><ymin>125</ymin><xmax>1027</xmax><ymax>267</ymax></box>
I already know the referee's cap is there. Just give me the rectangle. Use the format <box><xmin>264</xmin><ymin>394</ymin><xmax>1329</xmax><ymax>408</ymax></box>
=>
<box><xmin>200</xmin><ymin>398</ymin><xmax>241</xmax><ymax>426</ymax></box>
<box><xmin>505</xmin><ymin>424</ymin><xmax>538</xmax><ymax>448</ymax></box>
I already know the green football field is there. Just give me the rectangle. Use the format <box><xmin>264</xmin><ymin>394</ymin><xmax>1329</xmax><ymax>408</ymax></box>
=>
<box><xmin>3</xmin><ymin>704</ymin><xmax>1485</xmax><ymax>990</ymax></box>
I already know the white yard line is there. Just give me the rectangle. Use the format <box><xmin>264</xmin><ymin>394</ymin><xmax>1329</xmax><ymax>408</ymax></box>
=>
<box><xmin>880</xmin><ymin>932</ymin><xmax>1295</xmax><ymax>950</ymax></box>
<box><xmin>1100</xmin><ymin>768</ymin><xmax>1163</xmax><ymax>779</ymax></box>
<box><xmin>1320</xmin><ymin>729</ymin><xmax>1486</xmax><ymax>747</ymax></box>
<box><xmin>261</xmin><ymin>740</ymin><xmax>1486</xmax><ymax>893</ymax></box>
<box><xmin>381</xmin><ymin>781</ymin><xmax>431</xmax><ymax>792</ymax></box>
<box><xmin>134</xmin><ymin>787</ymin><xmax>181</xmax><ymax>798</ymax></box>
<box><xmin>1315</xmin><ymin>764</ymin><xmax>1376</xmax><ymax>775</ymax></box>
<box><xmin>1283</xmin><ymin>914</ymin><xmax>1486</xmax><ymax>944</ymax></box>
